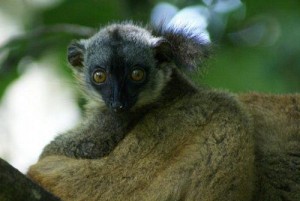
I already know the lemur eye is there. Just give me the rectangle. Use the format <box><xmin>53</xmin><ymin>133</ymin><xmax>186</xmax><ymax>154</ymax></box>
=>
<box><xmin>92</xmin><ymin>69</ymin><xmax>107</xmax><ymax>84</ymax></box>
<box><xmin>131</xmin><ymin>68</ymin><xmax>145</xmax><ymax>82</ymax></box>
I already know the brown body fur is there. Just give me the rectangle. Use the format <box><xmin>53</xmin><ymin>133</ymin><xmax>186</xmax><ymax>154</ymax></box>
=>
<box><xmin>240</xmin><ymin>93</ymin><xmax>300</xmax><ymax>201</ymax></box>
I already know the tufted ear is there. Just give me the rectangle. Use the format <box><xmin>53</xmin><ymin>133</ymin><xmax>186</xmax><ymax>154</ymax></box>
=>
<box><xmin>67</xmin><ymin>40</ymin><xmax>86</xmax><ymax>71</ymax></box>
<box><xmin>151</xmin><ymin>38</ymin><xmax>173</xmax><ymax>64</ymax></box>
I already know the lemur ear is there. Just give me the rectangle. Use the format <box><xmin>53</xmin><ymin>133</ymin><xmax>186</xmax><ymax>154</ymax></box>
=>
<box><xmin>151</xmin><ymin>38</ymin><xmax>173</xmax><ymax>64</ymax></box>
<box><xmin>67</xmin><ymin>41</ymin><xmax>86</xmax><ymax>70</ymax></box>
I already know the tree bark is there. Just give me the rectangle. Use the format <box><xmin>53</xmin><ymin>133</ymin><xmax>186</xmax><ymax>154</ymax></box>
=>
<box><xmin>0</xmin><ymin>158</ymin><xmax>60</xmax><ymax>201</ymax></box>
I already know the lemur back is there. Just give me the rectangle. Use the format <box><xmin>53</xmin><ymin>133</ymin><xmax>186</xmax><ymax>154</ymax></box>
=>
<box><xmin>240</xmin><ymin>94</ymin><xmax>300</xmax><ymax>201</ymax></box>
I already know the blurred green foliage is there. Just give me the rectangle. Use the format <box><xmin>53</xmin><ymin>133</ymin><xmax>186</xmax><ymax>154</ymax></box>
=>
<box><xmin>202</xmin><ymin>0</ymin><xmax>300</xmax><ymax>93</ymax></box>
<box><xmin>0</xmin><ymin>0</ymin><xmax>299</xmax><ymax>104</ymax></box>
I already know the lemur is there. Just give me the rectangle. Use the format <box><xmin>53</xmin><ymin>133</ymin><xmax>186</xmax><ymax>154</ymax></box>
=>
<box><xmin>28</xmin><ymin>22</ymin><xmax>300</xmax><ymax>201</ymax></box>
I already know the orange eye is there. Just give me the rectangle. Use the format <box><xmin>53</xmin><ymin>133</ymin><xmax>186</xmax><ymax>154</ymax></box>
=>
<box><xmin>92</xmin><ymin>70</ymin><xmax>106</xmax><ymax>84</ymax></box>
<box><xmin>131</xmin><ymin>68</ymin><xmax>145</xmax><ymax>82</ymax></box>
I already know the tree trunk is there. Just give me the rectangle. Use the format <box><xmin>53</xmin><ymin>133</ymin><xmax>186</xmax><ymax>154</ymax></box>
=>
<box><xmin>0</xmin><ymin>158</ymin><xmax>60</xmax><ymax>201</ymax></box>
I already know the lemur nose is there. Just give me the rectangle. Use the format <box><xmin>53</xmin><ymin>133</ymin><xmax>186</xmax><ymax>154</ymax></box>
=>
<box><xmin>111</xmin><ymin>102</ymin><xmax>125</xmax><ymax>113</ymax></box>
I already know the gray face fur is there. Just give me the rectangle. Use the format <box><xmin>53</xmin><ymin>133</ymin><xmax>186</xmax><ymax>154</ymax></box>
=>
<box><xmin>68</xmin><ymin>23</ymin><xmax>173</xmax><ymax>112</ymax></box>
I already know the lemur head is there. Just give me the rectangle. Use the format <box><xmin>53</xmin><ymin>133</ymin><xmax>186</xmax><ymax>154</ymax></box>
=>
<box><xmin>68</xmin><ymin>23</ymin><xmax>173</xmax><ymax>112</ymax></box>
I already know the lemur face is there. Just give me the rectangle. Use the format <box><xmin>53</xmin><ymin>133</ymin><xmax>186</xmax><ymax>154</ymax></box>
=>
<box><xmin>85</xmin><ymin>40</ymin><xmax>155</xmax><ymax>112</ymax></box>
<box><xmin>67</xmin><ymin>24</ymin><xmax>172</xmax><ymax>112</ymax></box>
